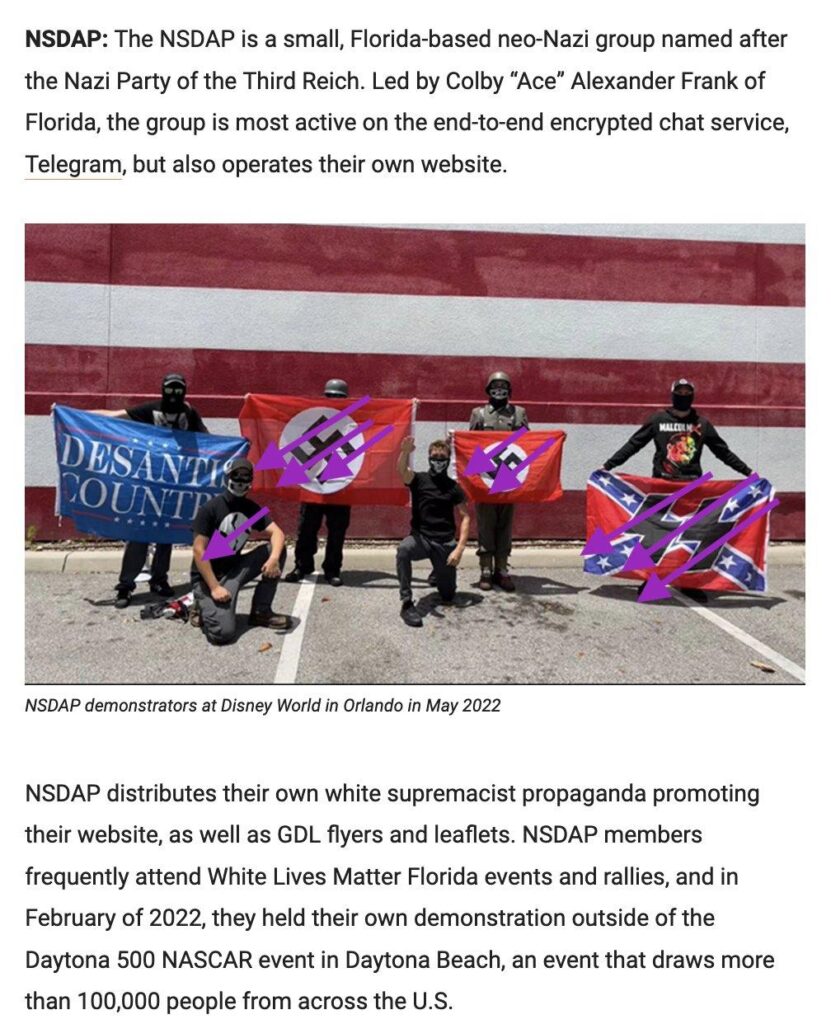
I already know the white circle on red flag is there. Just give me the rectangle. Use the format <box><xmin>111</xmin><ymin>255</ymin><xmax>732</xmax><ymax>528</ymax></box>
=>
<box><xmin>479</xmin><ymin>441</ymin><xmax>530</xmax><ymax>490</ymax></box>
<box><xmin>279</xmin><ymin>406</ymin><xmax>366</xmax><ymax>494</ymax></box>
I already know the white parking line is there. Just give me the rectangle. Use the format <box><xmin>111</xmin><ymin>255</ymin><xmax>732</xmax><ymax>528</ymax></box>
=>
<box><xmin>674</xmin><ymin>594</ymin><xmax>806</xmax><ymax>683</ymax></box>
<box><xmin>273</xmin><ymin>575</ymin><xmax>318</xmax><ymax>684</ymax></box>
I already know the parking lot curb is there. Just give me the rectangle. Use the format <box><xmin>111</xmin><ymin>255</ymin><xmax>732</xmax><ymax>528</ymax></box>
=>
<box><xmin>25</xmin><ymin>543</ymin><xmax>806</xmax><ymax>574</ymax></box>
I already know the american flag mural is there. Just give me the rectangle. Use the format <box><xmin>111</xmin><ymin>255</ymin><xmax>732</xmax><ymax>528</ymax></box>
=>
<box><xmin>24</xmin><ymin>223</ymin><xmax>804</xmax><ymax>541</ymax></box>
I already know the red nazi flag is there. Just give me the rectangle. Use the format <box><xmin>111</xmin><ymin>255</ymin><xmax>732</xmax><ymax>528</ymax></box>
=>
<box><xmin>453</xmin><ymin>430</ymin><xmax>566</xmax><ymax>504</ymax></box>
<box><xmin>240</xmin><ymin>394</ymin><xmax>414</xmax><ymax>506</ymax></box>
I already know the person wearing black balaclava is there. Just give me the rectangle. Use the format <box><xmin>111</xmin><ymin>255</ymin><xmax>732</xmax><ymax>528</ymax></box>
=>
<box><xmin>92</xmin><ymin>373</ymin><xmax>209</xmax><ymax>607</ymax></box>
<box><xmin>191</xmin><ymin>458</ymin><xmax>290</xmax><ymax>645</ymax></box>
<box><xmin>395</xmin><ymin>436</ymin><xmax>470</xmax><ymax>628</ymax></box>
<box><xmin>468</xmin><ymin>371</ymin><xmax>529</xmax><ymax>593</ymax></box>
<box><xmin>602</xmin><ymin>378</ymin><xmax>754</xmax><ymax>480</ymax></box>
<box><xmin>285</xmin><ymin>379</ymin><xmax>353</xmax><ymax>587</ymax></box>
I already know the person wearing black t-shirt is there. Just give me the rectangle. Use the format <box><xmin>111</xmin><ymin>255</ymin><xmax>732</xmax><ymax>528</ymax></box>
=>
<box><xmin>191</xmin><ymin>458</ymin><xmax>290</xmax><ymax>646</ymax></box>
<box><xmin>93</xmin><ymin>373</ymin><xmax>209</xmax><ymax>607</ymax></box>
<box><xmin>603</xmin><ymin>378</ymin><xmax>753</xmax><ymax>480</ymax></box>
<box><xmin>396</xmin><ymin>436</ymin><xmax>471</xmax><ymax>628</ymax></box>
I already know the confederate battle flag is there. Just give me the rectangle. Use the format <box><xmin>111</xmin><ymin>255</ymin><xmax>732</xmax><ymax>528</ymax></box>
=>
<box><xmin>453</xmin><ymin>430</ymin><xmax>566</xmax><ymax>504</ymax></box>
<box><xmin>583</xmin><ymin>470</ymin><xmax>776</xmax><ymax>592</ymax></box>
<box><xmin>239</xmin><ymin>394</ymin><xmax>414</xmax><ymax>506</ymax></box>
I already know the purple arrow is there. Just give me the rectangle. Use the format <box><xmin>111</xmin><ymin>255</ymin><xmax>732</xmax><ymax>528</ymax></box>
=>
<box><xmin>638</xmin><ymin>497</ymin><xmax>779</xmax><ymax>602</ymax></box>
<box><xmin>465</xmin><ymin>426</ymin><xmax>530</xmax><ymax>476</ymax></box>
<box><xmin>203</xmin><ymin>506</ymin><xmax>269</xmax><ymax>561</ymax></box>
<box><xmin>318</xmin><ymin>424</ymin><xmax>395</xmax><ymax>482</ymax></box>
<box><xmin>278</xmin><ymin>421</ymin><xmax>372</xmax><ymax>487</ymax></box>
<box><xmin>624</xmin><ymin>473</ymin><xmax>761</xmax><ymax>570</ymax></box>
<box><xmin>489</xmin><ymin>437</ymin><xmax>558</xmax><ymax>495</ymax></box>
<box><xmin>582</xmin><ymin>471</ymin><xmax>714</xmax><ymax>556</ymax></box>
<box><xmin>255</xmin><ymin>395</ymin><xmax>371</xmax><ymax>472</ymax></box>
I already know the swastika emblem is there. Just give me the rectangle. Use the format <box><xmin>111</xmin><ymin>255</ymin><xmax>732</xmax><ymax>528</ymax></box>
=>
<box><xmin>279</xmin><ymin>407</ymin><xmax>366</xmax><ymax>494</ymax></box>
<box><xmin>479</xmin><ymin>442</ymin><xmax>529</xmax><ymax>490</ymax></box>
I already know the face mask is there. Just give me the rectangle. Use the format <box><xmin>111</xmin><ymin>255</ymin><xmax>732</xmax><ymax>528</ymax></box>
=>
<box><xmin>161</xmin><ymin>384</ymin><xmax>186</xmax><ymax>414</ymax></box>
<box><xmin>429</xmin><ymin>458</ymin><xmax>449</xmax><ymax>476</ymax></box>
<box><xmin>489</xmin><ymin>387</ymin><xmax>509</xmax><ymax>405</ymax></box>
<box><xmin>226</xmin><ymin>474</ymin><xmax>252</xmax><ymax>498</ymax></box>
<box><xmin>672</xmin><ymin>391</ymin><xmax>693</xmax><ymax>412</ymax></box>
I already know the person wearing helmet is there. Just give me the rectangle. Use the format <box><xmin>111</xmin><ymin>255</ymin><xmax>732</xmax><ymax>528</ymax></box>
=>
<box><xmin>468</xmin><ymin>371</ymin><xmax>529</xmax><ymax>592</ymax></box>
<box><xmin>92</xmin><ymin>373</ymin><xmax>209</xmax><ymax>608</ymax></box>
<box><xmin>284</xmin><ymin>379</ymin><xmax>353</xmax><ymax>587</ymax></box>
<box><xmin>602</xmin><ymin>379</ymin><xmax>753</xmax><ymax>480</ymax></box>
<box><xmin>191</xmin><ymin>458</ymin><xmax>290</xmax><ymax>645</ymax></box>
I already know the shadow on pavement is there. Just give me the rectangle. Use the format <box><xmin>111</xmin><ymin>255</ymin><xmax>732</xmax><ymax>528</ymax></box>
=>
<box><xmin>511</xmin><ymin>574</ymin><xmax>590</xmax><ymax>596</ymax></box>
<box><xmin>82</xmin><ymin>582</ymin><xmax>193</xmax><ymax>608</ymax></box>
<box><xmin>682</xmin><ymin>594</ymin><xmax>786</xmax><ymax>610</ymax></box>
<box><xmin>591</xmin><ymin>583</ymin><xmax>786</xmax><ymax>610</ymax></box>
<box><xmin>315</xmin><ymin>569</ymin><xmax>453</xmax><ymax>592</ymax></box>
<box><xmin>415</xmin><ymin>591</ymin><xmax>485</xmax><ymax>620</ymax></box>
<box><xmin>320</xmin><ymin>569</ymin><xmax>399</xmax><ymax>587</ymax></box>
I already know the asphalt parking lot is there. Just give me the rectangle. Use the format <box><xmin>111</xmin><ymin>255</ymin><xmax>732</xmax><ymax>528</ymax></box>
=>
<box><xmin>25</xmin><ymin>556</ymin><xmax>805</xmax><ymax>685</ymax></box>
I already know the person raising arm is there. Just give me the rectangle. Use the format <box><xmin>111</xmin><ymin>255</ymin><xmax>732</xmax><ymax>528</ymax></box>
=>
<box><xmin>395</xmin><ymin>436</ymin><xmax>470</xmax><ymax>628</ymax></box>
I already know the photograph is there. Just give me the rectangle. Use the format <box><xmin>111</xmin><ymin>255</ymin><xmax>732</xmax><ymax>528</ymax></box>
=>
<box><xmin>25</xmin><ymin>223</ymin><xmax>804</xmax><ymax>684</ymax></box>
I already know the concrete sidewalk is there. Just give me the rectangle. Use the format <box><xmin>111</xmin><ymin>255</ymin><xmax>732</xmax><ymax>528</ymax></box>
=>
<box><xmin>25</xmin><ymin>543</ymin><xmax>805</xmax><ymax>574</ymax></box>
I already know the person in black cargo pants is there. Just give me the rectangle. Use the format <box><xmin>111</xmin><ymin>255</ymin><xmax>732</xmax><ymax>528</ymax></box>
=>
<box><xmin>285</xmin><ymin>378</ymin><xmax>353</xmax><ymax>587</ymax></box>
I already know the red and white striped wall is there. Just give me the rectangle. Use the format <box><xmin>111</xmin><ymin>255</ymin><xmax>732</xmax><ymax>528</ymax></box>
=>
<box><xmin>25</xmin><ymin>223</ymin><xmax>804</xmax><ymax>541</ymax></box>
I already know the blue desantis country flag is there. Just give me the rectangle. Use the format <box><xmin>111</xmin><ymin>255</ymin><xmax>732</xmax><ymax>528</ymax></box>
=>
<box><xmin>584</xmin><ymin>470</ymin><xmax>775</xmax><ymax>593</ymax></box>
<box><xmin>51</xmin><ymin>406</ymin><xmax>249</xmax><ymax>544</ymax></box>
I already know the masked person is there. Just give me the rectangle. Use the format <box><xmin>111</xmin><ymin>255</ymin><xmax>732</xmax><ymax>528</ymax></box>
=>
<box><xmin>395</xmin><ymin>436</ymin><xmax>470</xmax><ymax>628</ymax></box>
<box><xmin>469</xmin><ymin>371</ymin><xmax>529</xmax><ymax>592</ymax></box>
<box><xmin>191</xmin><ymin>458</ymin><xmax>290</xmax><ymax>645</ymax></box>
<box><xmin>93</xmin><ymin>373</ymin><xmax>209</xmax><ymax>608</ymax></box>
<box><xmin>285</xmin><ymin>379</ymin><xmax>352</xmax><ymax>587</ymax></box>
<box><xmin>602</xmin><ymin>378</ymin><xmax>753</xmax><ymax>480</ymax></box>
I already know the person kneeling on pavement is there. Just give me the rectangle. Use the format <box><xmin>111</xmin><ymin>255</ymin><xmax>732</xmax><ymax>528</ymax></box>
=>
<box><xmin>191</xmin><ymin>458</ymin><xmax>290</xmax><ymax>645</ymax></box>
<box><xmin>396</xmin><ymin>436</ymin><xmax>470</xmax><ymax>628</ymax></box>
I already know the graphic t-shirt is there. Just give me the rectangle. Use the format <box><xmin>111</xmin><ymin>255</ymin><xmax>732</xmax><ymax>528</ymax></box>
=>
<box><xmin>408</xmin><ymin>472</ymin><xmax>466</xmax><ymax>542</ymax></box>
<box><xmin>127</xmin><ymin>401</ymin><xmax>208</xmax><ymax>433</ymax></box>
<box><xmin>191</xmin><ymin>494</ymin><xmax>272</xmax><ymax>580</ymax></box>
<box><xmin>604</xmin><ymin>408</ymin><xmax>753</xmax><ymax>480</ymax></box>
